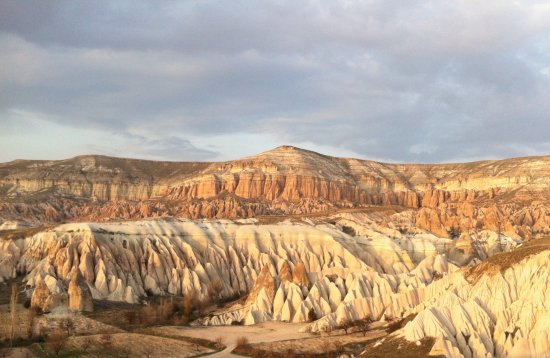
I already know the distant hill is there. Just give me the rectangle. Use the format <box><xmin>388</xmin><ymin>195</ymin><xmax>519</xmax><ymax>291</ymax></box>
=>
<box><xmin>1</xmin><ymin>145</ymin><xmax>548</xmax><ymax>239</ymax></box>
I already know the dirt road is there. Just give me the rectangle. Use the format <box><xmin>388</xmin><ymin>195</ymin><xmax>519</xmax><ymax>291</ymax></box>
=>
<box><xmin>153</xmin><ymin>322</ymin><xmax>312</xmax><ymax>357</ymax></box>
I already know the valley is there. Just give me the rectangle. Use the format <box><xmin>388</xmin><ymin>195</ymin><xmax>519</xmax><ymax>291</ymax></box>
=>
<box><xmin>0</xmin><ymin>147</ymin><xmax>549</xmax><ymax>357</ymax></box>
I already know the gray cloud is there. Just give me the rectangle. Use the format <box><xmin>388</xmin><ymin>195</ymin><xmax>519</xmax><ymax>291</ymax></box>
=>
<box><xmin>1</xmin><ymin>0</ymin><xmax>550</xmax><ymax>163</ymax></box>
<box><xmin>86</xmin><ymin>133</ymin><xmax>219</xmax><ymax>161</ymax></box>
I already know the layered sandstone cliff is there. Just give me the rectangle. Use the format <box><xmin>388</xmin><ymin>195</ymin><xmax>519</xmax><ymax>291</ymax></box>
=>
<box><xmin>1</xmin><ymin>146</ymin><xmax>548</xmax><ymax>238</ymax></box>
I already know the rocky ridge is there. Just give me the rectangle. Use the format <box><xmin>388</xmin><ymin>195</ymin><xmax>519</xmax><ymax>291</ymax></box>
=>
<box><xmin>1</xmin><ymin>146</ymin><xmax>549</xmax><ymax>239</ymax></box>
<box><xmin>0</xmin><ymin>216</ymin><xmax>514</xmax><ymax>314</ymax></box>
<box><xmin>2</xmin><ymin>213</ymin><xmax>550</xmax><ymax>357</ymax></box>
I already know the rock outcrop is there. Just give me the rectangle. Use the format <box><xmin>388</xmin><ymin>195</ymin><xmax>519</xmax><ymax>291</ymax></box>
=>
<box><xmin>30</xmin><ymin>276</ymin><xmax>67</xmax><ymax>313</ymax></box>
<box><xmin>68</xmin><ymin>268</ymin><xmax>94</xmax><ymax>312</ymax></box>
<box><xmin>2</xmin><ymin>213</ymin><xmax>547</xmax><ymax>356</ymax></box>
<box><xmin>398</xmin><ymin>248</ymin><xmax>550</xmax><ymax>358</ymax></box>
<box><xmin>0</xmin><ymin>216</ymin><xmax>515</xmax><ymax>324</ymax></box>
<box><xmin>1</xmin><ymin>146</ymin><xmax>548</xmax><ymax>240</ymax></box>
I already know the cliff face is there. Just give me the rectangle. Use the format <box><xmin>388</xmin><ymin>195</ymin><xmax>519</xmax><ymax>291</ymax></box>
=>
<box><xmin>1</xmin><ymin>146</ymin><xmax>548</xmax><ymax>238</ymax></box>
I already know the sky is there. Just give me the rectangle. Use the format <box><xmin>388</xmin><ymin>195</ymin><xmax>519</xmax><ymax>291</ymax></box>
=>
<box><xmin>1</xmin><ymin>0</ymin><xmax>550</xmax><ymax>163</ymax></box>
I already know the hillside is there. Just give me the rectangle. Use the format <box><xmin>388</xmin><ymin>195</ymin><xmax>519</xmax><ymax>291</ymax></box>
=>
<box><xmin>0</xmin><ymin>146</ymin><xmax>549</xmax><ymax>239</ymax></box>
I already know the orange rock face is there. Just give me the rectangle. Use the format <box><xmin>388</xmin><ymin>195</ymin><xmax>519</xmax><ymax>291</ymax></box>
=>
<box><xmin>0</xmin><ymin>146</ymin><xmax>548</xmax><ymax>239</ymax></box>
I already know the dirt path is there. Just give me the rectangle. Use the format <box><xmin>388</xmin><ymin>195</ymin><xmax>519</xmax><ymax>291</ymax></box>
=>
<box><xmin>206</xmin><ymin>344</ymin><xmax>238</xmax><ymax>357</ymax></box>
<box><xmin>152</xmin><ymin>322</ymin><xmax>312</xmax><ymax>357</ymax></box>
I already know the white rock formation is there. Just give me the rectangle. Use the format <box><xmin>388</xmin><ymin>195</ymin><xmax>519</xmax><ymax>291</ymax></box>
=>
<box><xmin>393</xmin><ymin>251</ymin><xmax>550</xmax><ymax>358</ymax></box>
<box><xmin>1</xmin><ymin>216</ymin><xmax>536</xmax><ymax>357</ymax></box>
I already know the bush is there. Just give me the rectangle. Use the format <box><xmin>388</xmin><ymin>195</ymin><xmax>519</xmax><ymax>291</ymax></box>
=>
<box><xmin>182</xmin><ymin>294</ymin><xmax>196</xmax><ymax>319</ymax></box>
<box><xmin>158</xmin><ymin>299</ymin><xmax>176</xmax><ymax>321</ymax></box>
<box><xmin>24</xmin><ymin>299</ymin><xmax>32</xmax><ymax>309</ymax></box>
<box><xmin>46</xmin><ymin>331</ymin><xmax>67</xmax><ymax>356</ymax></box>
<box><xmin>214</xmin><ymin>336</ymin><xmax>225</xmax><ymax>349</ymax></box>
<box><xmin>307</xmin><ymin>308</ymin><xmax>317</xmax><ymax>322</ymax></box>
<box><xmin>80</xmin><ymin>338</ymin><xmax>93</xmax><ymax>353</ymax></box>
<box><xmin>58</xmin><ymin>318</ymin><xmax>76</xmax><ymax>337</ymax></box>
<box><xmin>433</xmin><ymin>272</ymin><xmax>444</xmax><ymax>281</ymax></box>
<box><xmin>207</xmin><ymin>278</ymin><xmax>224</xmax><ymax>304</ymax></box>
<box><xmin>123</xmin><ymin>310</ymin><xmax>138</xmax><ymax>325</ymax></box>
<box><xmin>235</xmin><ymin>336</ymin><xmax>249</xmax><ymax>348</ymax></box>
<box><xmin>99</xmin><ymin>334</ymin><xmax>113</xmax><ymax>349</ymax></box>
<box><xmin>341</xmin><ymin>225</ymin><xmax>356</xmax><ymax>237</ymax></box>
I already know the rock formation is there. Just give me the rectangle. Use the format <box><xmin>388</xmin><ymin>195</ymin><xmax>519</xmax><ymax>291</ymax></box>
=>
<box><xmin>30</xmin><ymin>276</ymin><xmax>67</xmax><ymax>313</ymax></box>
<box><xmin>0</xmin><ymin>146</ymin><xmax>548</xmax><ymax>240</ymax></box>
<box><xmin>68</xmin><ymin>268</ymin><xmax>94</xmax><ymax>312</ymax></box>
<box><xmin>398</xmin><ymin>248</ymin><xmax>550</xmax><ymax>358</ymax></box>
<box><xmin>0</xmin><ymin>216</ymin><xmax>515</xmax><ymax>318</ymax></box>
<box><xmin>0</xmin><ymin>211</ymin><xmax>548</xmax><ymax>356</ymax></box>
<box><xmin>1</xmin><ymin>146</ymin><xmax>549</xmax><ymax>357</ymax></box>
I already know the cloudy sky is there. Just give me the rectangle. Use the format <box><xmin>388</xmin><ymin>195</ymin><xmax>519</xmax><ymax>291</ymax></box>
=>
<box><xmin>1</xmin><ymin>1</ymin><xmax>550</xmax><ymax>163</ymax></box>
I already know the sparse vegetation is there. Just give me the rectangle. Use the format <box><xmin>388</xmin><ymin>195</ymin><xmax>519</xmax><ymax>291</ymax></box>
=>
<box><xmin>236</xmin><ymin>336</ymin><xmax>250</xmax><ymax>348</ymax></box>
<box><xmin>45</xmin><ymin>331</ymin><xmax>67</xmax><ymax>356</ymax></box>
<box><xmin>207</xmin><ymin>278</ymin><xmax>224</xmax><ymax>304</ymax></box>
<box><xmin>358</xmin><ymin>336</ymin><xmax>442</xmax><ymax>358</ymax></box>
<box><xmin>86</xmin><ymin>292</ymin><xmax>216</xmax><ymax>330</ymax></box>
<box><xmin>307</xmin><ymin>308</ymin><xmax>317</xmax><ymax>322</ymax></box>
<box><xmin>448</xmin><ymin>227</ymin><xmax>460</xmax><ymax>239</ymax></box>
<box><xmin>341</xmin><ymin>225</ymin><xmax>356</xmax><ymax>237</ymax></box>
<box><xmin>80</xmin><ymin>337</ymin><xmax>93</xmax><ymax>353</ymax></box>
<box><xmin>0</xmin><ymin>226</ymin><xmax>54</xmax><ymax>242</ymax></box>
<box><xmin>58</xmin><ymin>317</ymin><xmax>76</xmax><ymax>337</ymax></box>
<box><xmin>358</xmin><ymin>318</ymin><xmax>372</xmax><ymax>336</ymax></box>
<box><xmin>339</xmin><ymin>317</ymin><xmax>352</xmax><ymax>335</ymax></box>
<box><xmin>385</xmin><ymin>314</ymin><xmax>417</xmax><ymax>334</ymax></box>
<box><xmin>182</xmin><ymin>293</ymin><xmax>196</xmax><ymax>320</ymax></box>
<box><xmin>232</xmin><ymin>332</ymin><xmax>379</xmax><ymax>358</ymax></box>
<box><xmin>465</xmin><ymin>237</ymin><xmax>550</xmax><ymax>283</ymax></box>
<box><xmin>214</xmin><ymin>336</ymin><xmax>225</xmax><ymax>349</ymax></box>
<box><xmin>432</xmin><ymin>271</ymin><xmax>444</xmax><ymax>281</ymax></box>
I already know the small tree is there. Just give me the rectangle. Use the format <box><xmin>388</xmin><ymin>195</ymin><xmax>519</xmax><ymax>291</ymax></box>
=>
<box><xmin>448</xmin><ymin>227</ymin><xmax>460</xmax><ymax>239</ymax></box>
<box><xmin>9</xmin><ymin>282</ymin><xmax>19</xmax><ymax>347</ymax></box>
<box><xmin>359</xmin><ymin>318</ymin><xmax>372</xmax><ymax>336</ymax></box>
<box><xmin>340</xmin><ymin>317</ymin><xmax>352</xmax><ymax>335</ymax></box>
<box><xmin>46</xmin><ymin>331</ymin><xmax>67</xmax><ymax>356</ymax></box>
<box><xmin>59</xmin><ymin>317</ymin><xmax>76</xmax><ymax>337</ymax></box>
<box><xmin>27</xmin><ymin>308</ymin><xmax>36</xmax><ymax>340</ymax></box>
<box><xmin>141</xmin><ymin>304</ymin><xmax>159</xmax><ymax>325</ymax></box>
